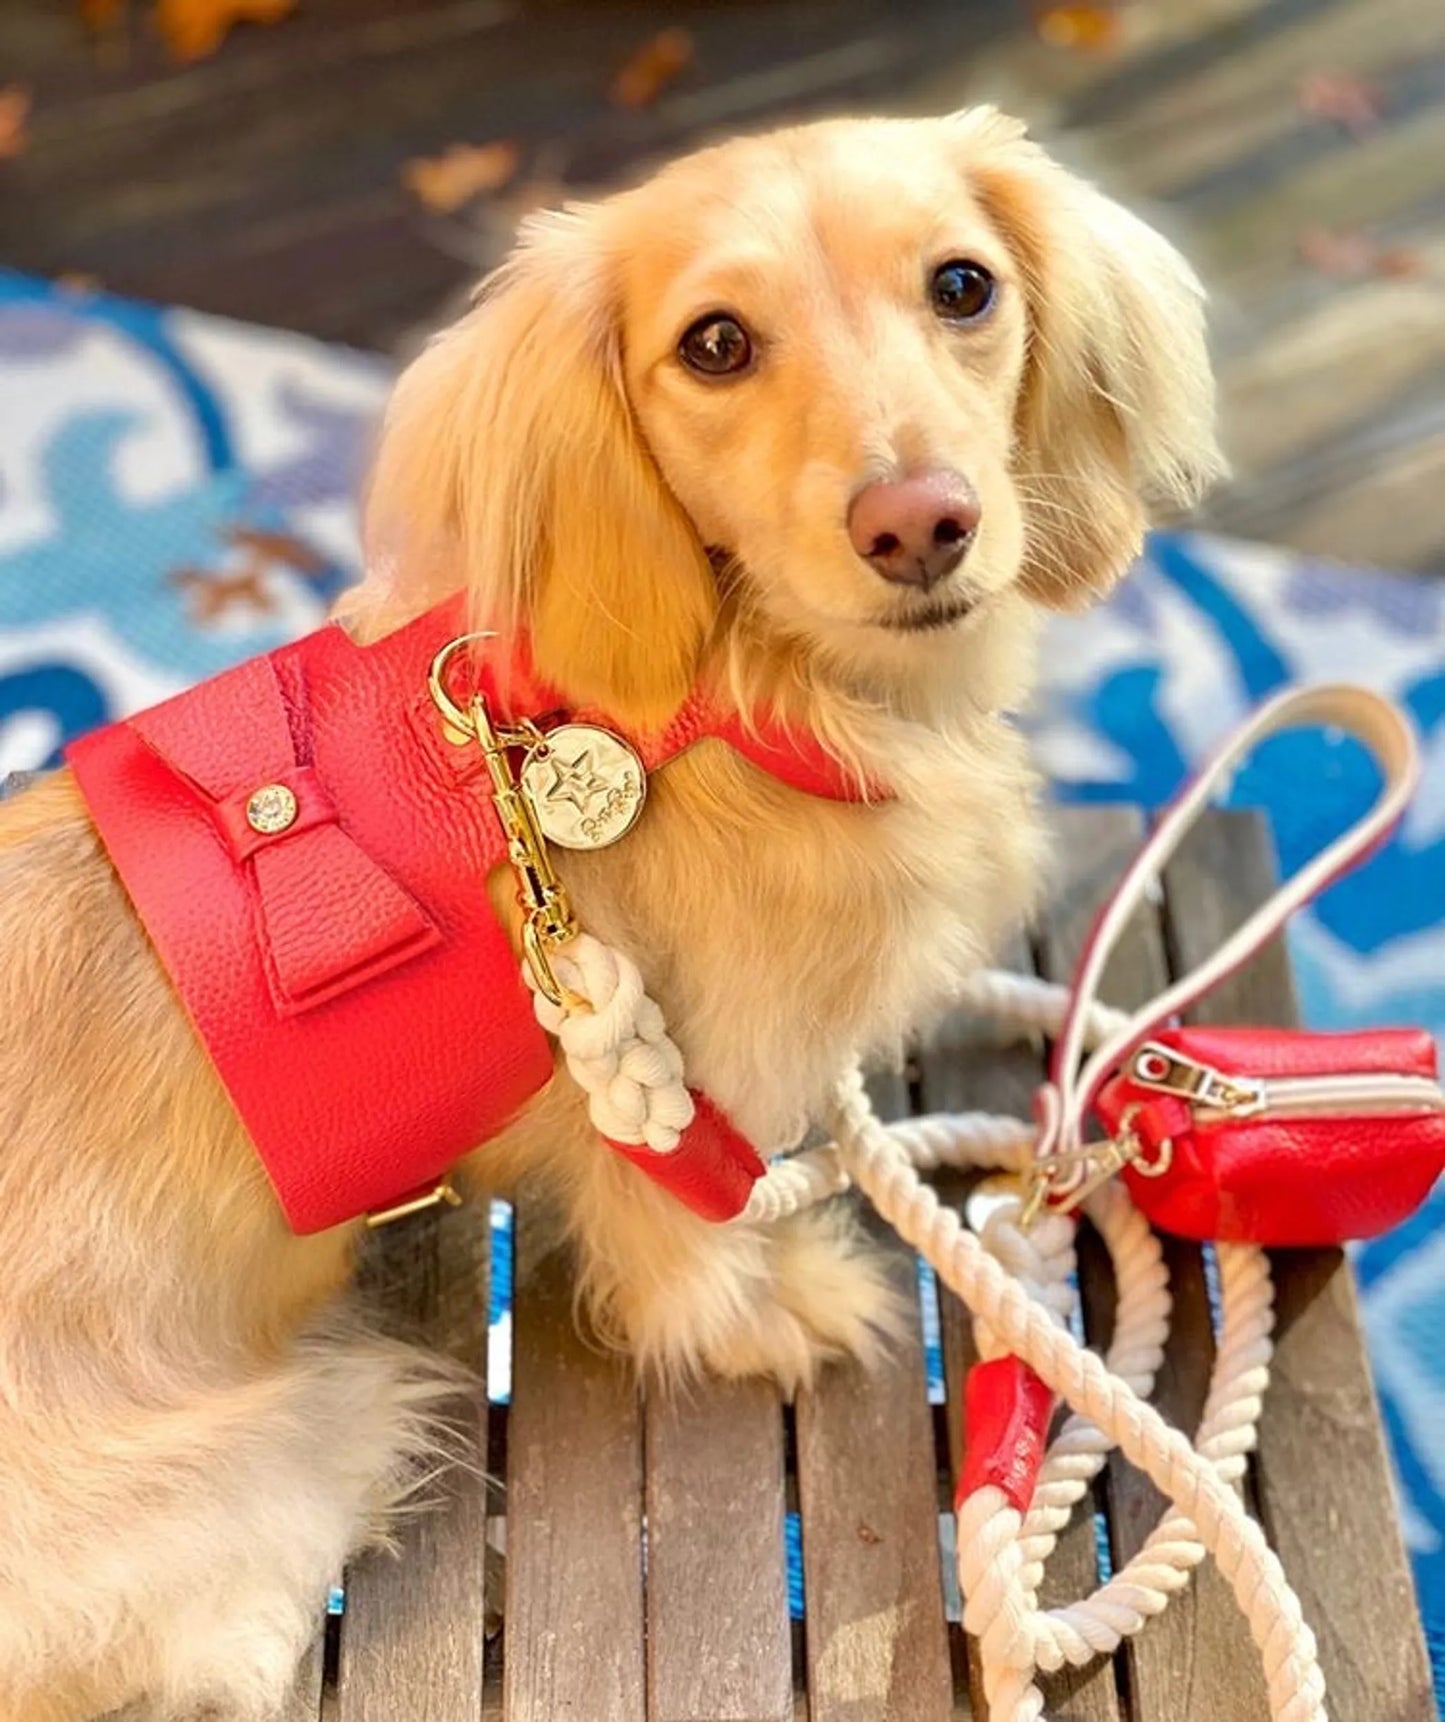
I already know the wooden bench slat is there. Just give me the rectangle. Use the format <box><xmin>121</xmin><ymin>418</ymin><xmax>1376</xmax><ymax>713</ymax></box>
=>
<box><xmin>795</xmin><ymin>1071</ymin><xmax>955</xmax><ymax>1722</ymax></box>
<box><xmin>1040</xmin><ymin>807</ymin><xmax>1272</xmax><ymax>1722</ymax></box>
<box><xmin>1161</xmin><ymin>810</ymin><xmax>1435</xmax><ymax>1722</ymax></box>
<box><xmin>504</xmin><ymin>1207</ymin><xmax>646</xmax><ymax>1722</ymax></box>
<box><xmin>335</xmin><ymin>1205</ymin><xmax>491</xmax><ymax>1722</ymax></box>
<box><xmin>280</xmin><ymin>1635</ymin><xmax>324</xmax><ymax>1722</ymax></box>
<box><xmin>644</xmin><ymin>1379</ymin><xmax>792</xmax><ymax>1722</ymax></box>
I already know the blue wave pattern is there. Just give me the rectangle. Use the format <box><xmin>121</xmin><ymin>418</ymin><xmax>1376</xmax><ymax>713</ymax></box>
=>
<box><xmin>1</xmin><ymin>272</ymin><xmax>1440</xmax><ymax>1695</ymax></box>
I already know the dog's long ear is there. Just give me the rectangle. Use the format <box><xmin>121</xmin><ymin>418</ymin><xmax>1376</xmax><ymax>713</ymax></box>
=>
<box><xmin>953</xmin><ymin>109</ymin><xmax>1225</xmax><ymax>609</ymax></box>
<box><xmin>363</xmin><ymin>209</ymin><xmax>717</xmax><ymax>728</ymax></box>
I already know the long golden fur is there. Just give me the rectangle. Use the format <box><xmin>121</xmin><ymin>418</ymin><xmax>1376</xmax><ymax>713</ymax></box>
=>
<box><xmin>0</xmin><ymin>109</ymin><xmax>1220</xmax><ymax>1720</ymax></box>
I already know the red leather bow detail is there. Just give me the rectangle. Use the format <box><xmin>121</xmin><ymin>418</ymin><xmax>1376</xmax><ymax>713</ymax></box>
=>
<box><xmin>132</xmin><ymin>653</ymin><xmax>439</xmax><ymax>1015</ymax></box>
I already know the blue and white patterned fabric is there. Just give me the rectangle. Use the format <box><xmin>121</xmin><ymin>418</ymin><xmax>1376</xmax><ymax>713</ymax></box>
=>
<box><xmin>2</xmin><ymin>270</ymin><xmax>1441</xmax><ymax>1699</ymax></box>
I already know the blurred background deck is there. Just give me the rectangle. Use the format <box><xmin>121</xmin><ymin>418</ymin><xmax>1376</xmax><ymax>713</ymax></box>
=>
<box><xmin>3</xmin><ymin>0</ymin><xmax>1443</xmax><ymax>572</ymax></box>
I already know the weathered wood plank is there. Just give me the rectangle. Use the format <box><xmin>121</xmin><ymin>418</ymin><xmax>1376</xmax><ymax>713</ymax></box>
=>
<box><xmin>334</xmin><ymin>1203</ymin><xmax>490</xmax><ymax>1722</ymax></box>
<box><xmin>1161</xmin><ymin>809</ymin><xmax>1434</xmax><ymax>1722</ymax></box>
<box><xmin>957</xmin><ymin>0</ymin><xmax>1288</xmax><ymax>136</ymax></box>
<box><xmin>1213</xmin><ymin>282</ymin><xmax>1445</xmax><ymax>477</ymax></box>
<box><xmin>1080</xmin><ymin>0</ymin><xmax>1445</xmax><ymax>200</ymax></box>
<box><xmin>0</xmin><ymin>0</ymin><xmax>1005</xmax><ymax>350</ymax></box>
<box><xmin>795</xmin><ymin>1068</ymin><xmax>954</xmax><ymax>1722</ymax></box>
<box><xmin>1255</xmin><ymin>424</ymin><xmax>1445</xmax><ymax>573</ymax></box>
<box><xmin>280</xmin><ymin>1633</ymin><xmax>324</xmax><ymax>1722</ymax></box>
<box><xmin>8</xmin><ymin>0</ymin><xmax>1445</xmax><ymax>569</ymax></box>
<box><xmin>1038</xmin><ymin>807</ymin><xmax>1270</xmax><ymax>1722</ymax></box>
<box><xmin>645</xmin><ymin>1378</ymin><xmax>792</xmax><ymax>1722</ymax></box>
<box><xmin>1177</xmin><ymin>55</ymin><xmax>1445</xmax><ymax>218</ymax></box>
<box><xmin>1203</xmin><ymin>366</ymin><xmax>1445</xmax><ymax>550</ymax></box>
<box><xmin>1054</xmin><ymin>0</ymin><xmax>1338</xmax><ymax>131</ymax></box>
<box><xmin>1198</xmin><ymin>104</ymin><xmax>1445</xmax><ymax>293</ymax></box>
<box><xmin>503</xmin><ymin>1205</ymin><xmax>646</xmax><ymax>1722</ymax></box>
<box><xmin>959</xmin><ymin>0</ymin><xmax>1445</xmax><ymax>574</ymax></box>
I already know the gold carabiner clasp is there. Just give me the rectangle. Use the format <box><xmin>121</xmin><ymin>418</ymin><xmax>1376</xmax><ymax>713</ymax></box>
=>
<box><xmin>427</xmin><ymin>634</ymin><xmax>584</xmax><ymax>1011</ymax></box>
<box><xmin>428</xmin><ymin>631</ymin><xmax>496</xmax><ymax>744</ymax></box>
<box><xmin>1018</xmin><ymin>1142</ymin><xmax>1100</xmax><ymax>1229</ymax></box>
<box><xmin>1018</xmin><ymin>1108</ymin><xmax>1176</xmax><ymax>1231</ymax></box>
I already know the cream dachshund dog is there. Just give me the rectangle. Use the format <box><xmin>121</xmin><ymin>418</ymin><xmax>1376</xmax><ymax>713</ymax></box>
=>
<box><xmin>0</xmin><ymin>109</ymin><xmax>1221</xmax><ymax>1721</ymax></box>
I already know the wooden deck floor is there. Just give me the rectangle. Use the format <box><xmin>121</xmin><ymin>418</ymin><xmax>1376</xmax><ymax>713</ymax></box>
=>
<box><xmin>2</xmin><ymin>0</ymin><xmax>1443</xmax><ymax>572</ymax></box>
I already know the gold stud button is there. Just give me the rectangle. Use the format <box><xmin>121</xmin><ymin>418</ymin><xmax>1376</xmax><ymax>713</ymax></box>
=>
<box><xmin>246</xmin><ymin>783</ymin><xmax>298</xmax><ymax>835</ymax></box>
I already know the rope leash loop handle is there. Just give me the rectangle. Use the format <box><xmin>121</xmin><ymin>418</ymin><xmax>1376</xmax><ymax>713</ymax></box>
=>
<box><xmin>1041</xmin><ymin>683</ymin><xmax>1420</xmax><ymax>1161</ymax></box>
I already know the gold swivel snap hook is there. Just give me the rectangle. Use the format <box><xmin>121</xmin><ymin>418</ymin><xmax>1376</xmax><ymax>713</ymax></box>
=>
<box><xmin>427</xmin><ymin>633</ymin><xmax>583</xmax><ymax>1011</ymax></box>
<box><xmin>427</xmin><ymin>631</ymin><xmax>496</xmax><ymax>745</ymax></box>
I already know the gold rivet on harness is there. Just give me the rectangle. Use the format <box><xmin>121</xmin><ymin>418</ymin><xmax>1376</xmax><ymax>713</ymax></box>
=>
<box><xmin>245</xmin><ymin>782</ymin><xmax>298</xmax><ymax>835</ymax></box>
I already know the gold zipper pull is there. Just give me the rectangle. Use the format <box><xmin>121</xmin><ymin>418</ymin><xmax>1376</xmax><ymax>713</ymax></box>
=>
<box><xmin>1130</xmin><ymin>1042</ymin><xmax>1264</xmax><ymax>1116</ymax></box>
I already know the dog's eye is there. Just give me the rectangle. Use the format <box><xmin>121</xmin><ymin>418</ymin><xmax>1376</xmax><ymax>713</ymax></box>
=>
<box><xmin>678</xmin><ymin>313</ymin><xmax>754</xmax><ymax>376</ymax></box>
<box><xmin>929</xmin><ymin>260</ymin><xmax>996</xmax><ymax>323</ymax></box>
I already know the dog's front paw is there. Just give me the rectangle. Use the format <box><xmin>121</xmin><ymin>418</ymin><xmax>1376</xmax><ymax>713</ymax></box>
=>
<box><xmin>597</xmin><ymin>1201</ymin><xmax>905</xmax><ymax>1395</ymax></box>
<box><xmin>706</xmin><ymin>1203</ymin><xmax>906</xmax><ymax>1392</ymax></box>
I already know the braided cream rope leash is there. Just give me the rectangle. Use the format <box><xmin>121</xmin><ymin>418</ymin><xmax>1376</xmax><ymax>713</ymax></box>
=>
<box><xmin>520</xmin><ymin>683</ymin><xmax>1423</xmax><ymax>1722</ymax></box>
<box><xmin>827</xmin><ymin>1068</ymin><xmax>1323</xmax><ymax>1722</ymax></box>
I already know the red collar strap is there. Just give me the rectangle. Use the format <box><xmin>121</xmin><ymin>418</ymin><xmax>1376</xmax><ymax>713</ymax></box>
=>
<box><xmin>66</xmin><ymin>598</ymin><xmax>878</xmax><ymax>1233</ymax></box>
<box><xmin>463</xmin><ymin>614</ymin><xmax>875</xmax><ymax>804</ymax></box>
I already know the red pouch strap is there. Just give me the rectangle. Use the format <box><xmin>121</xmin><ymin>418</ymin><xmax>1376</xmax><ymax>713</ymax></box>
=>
<box><xmin>959</xmin><ymin>1356</ymin><xmax>1055</xmax><ymax>1512</ymax></box>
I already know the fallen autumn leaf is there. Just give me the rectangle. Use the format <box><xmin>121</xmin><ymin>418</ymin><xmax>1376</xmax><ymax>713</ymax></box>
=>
<box><xmin>1297</xmin><ymin>70</ymin><xmax>1382</xmax><ymax>138</ymax></box>
<box><xmin>402</xmin><ymin>140</ymin><xmax>522</xmax><ymax>214</ymax></box>
<box><xmin>0</xmin><ymin>86</ymin><xmax>31</xmax><ymax>159</ymax></box>
<box><xmin>155</xmin><ymin>0</ymin><xmax>299</xmax><ymax>63</ymax></box>
<box><xmin>610</xmin><ymin>27</ymin><xmax>694</xmax><ymax>109</ymax></box>
<box><xmin>1033</xmin><ymin>3</ymin><xmax>1123</xmax><ymax>54</ymax></box>
<box><xmin>1297</xmin><ymin>226</ymin><xmax>1426</xmax><ymax>280</ymax></box>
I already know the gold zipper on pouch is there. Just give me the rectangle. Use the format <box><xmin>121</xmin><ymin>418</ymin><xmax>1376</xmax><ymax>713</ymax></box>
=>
<box><xmin>1128</xmin><ymin>1042</ymin><xmax>1445</xmax><ymax>1123</ymax></box>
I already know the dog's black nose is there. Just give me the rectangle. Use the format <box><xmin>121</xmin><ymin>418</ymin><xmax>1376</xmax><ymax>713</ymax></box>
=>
<box><xmin>848</xmin><ymin>468</ymin><xmax>980</xmax><ymax>590</ymax></box>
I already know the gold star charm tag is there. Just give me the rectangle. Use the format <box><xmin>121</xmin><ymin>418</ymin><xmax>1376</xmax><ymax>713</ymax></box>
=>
<box><xmin>520</xmin><ymin>724</ymin><xmax>647</xmax><ymax>850</ymax></box>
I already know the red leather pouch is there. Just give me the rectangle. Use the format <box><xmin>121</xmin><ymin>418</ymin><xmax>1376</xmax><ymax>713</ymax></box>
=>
<box><xmin>1094</xmin><ymin>1025</ymin><xmax>1445</xmax><ymax>1246</ymax></box>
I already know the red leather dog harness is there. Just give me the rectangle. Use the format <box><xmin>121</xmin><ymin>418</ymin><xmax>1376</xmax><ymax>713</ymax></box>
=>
<box><xmin>66</xmin><ymin>597</ymin><xmax>875</xmax><ymax>1234</ymax></box>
